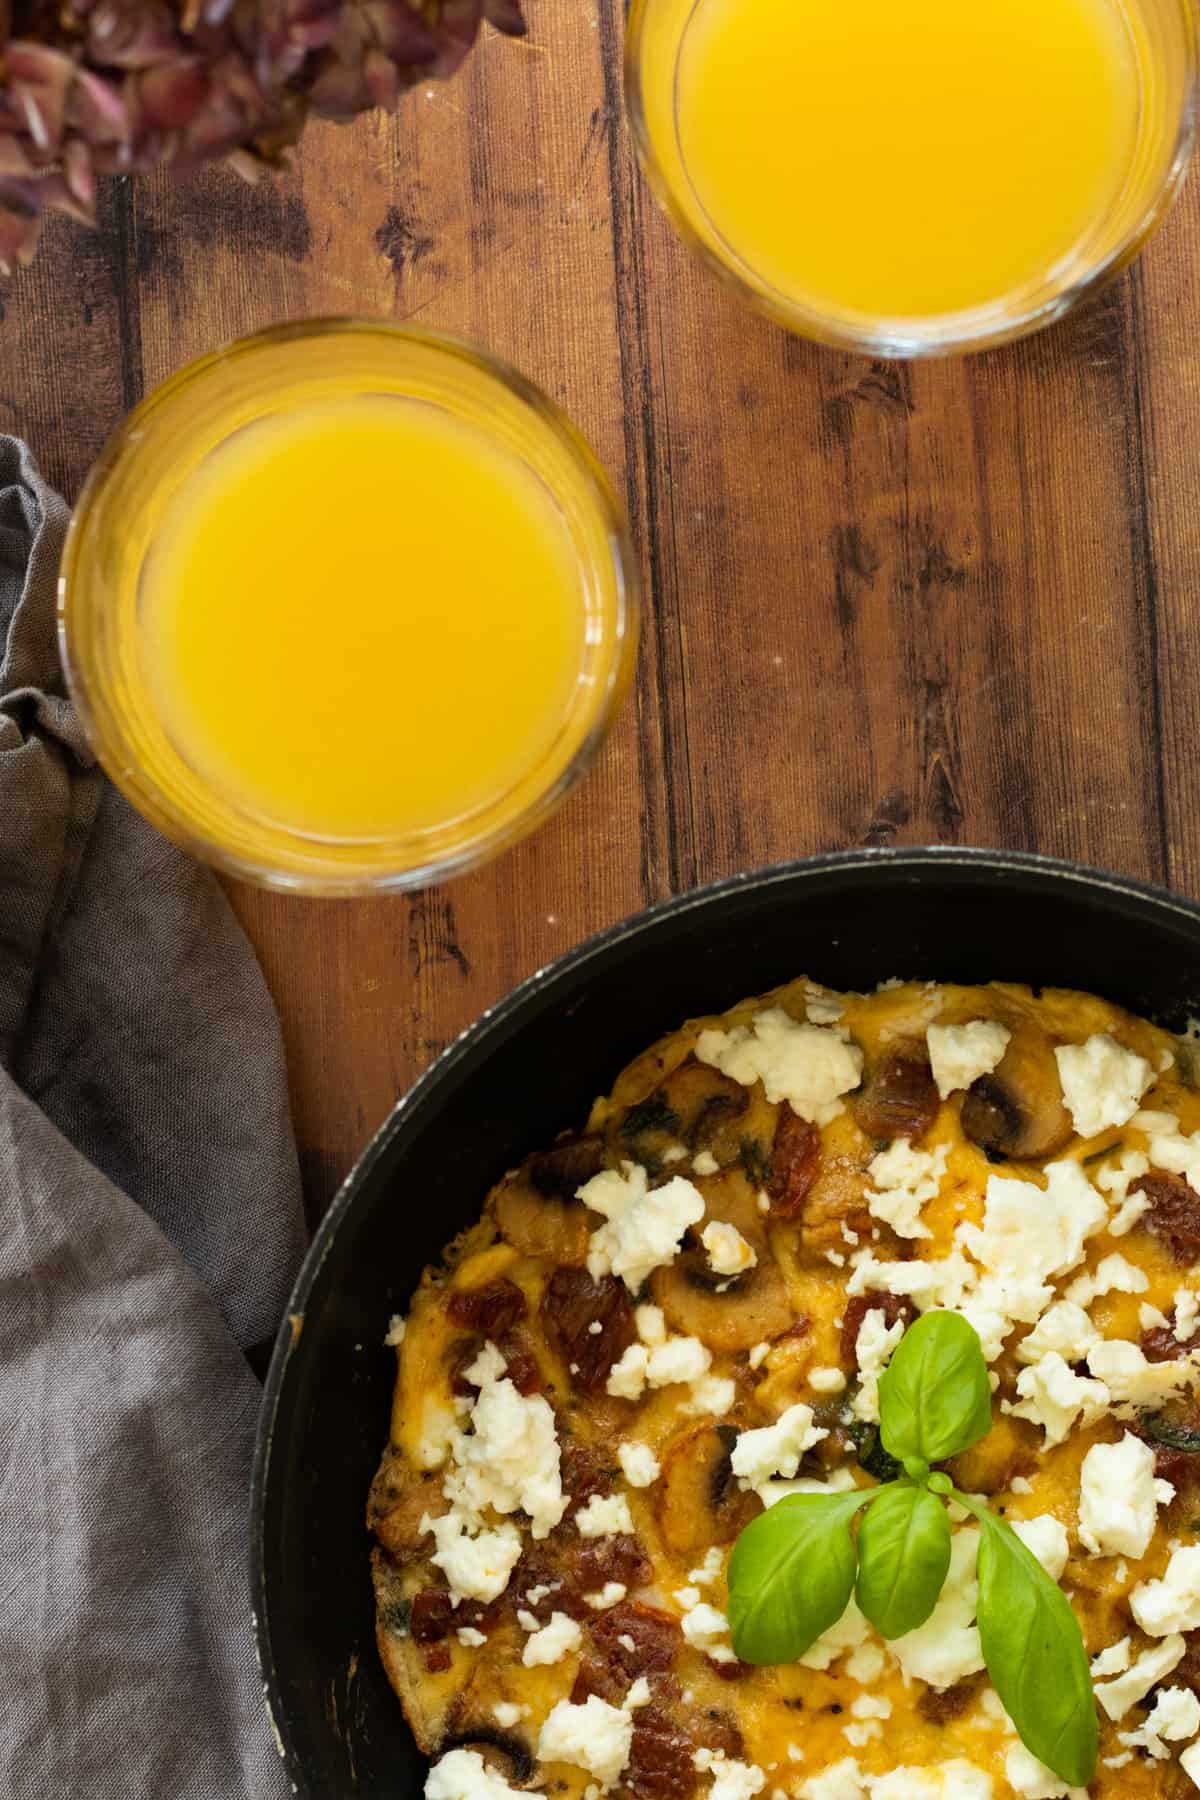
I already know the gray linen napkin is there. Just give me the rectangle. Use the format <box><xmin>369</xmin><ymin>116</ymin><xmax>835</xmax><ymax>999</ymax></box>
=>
<box><xmin>0</xmin><ymin>435</ymin><xmax>307</xmax><ymax>1798</ymax></box>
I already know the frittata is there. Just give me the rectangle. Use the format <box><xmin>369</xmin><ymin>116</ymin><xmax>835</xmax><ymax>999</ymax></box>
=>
<box><xmin>368</xmin><ymin>976</ymin><xmax>1200</xmax><ymax>1800</ymax></box>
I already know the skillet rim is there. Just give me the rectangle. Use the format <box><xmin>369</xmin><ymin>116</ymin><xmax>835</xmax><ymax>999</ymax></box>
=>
<box><xmin>249</xmin><ymin>842</ymin><xmax>1200</xmax><ymax>1790</ymax></box>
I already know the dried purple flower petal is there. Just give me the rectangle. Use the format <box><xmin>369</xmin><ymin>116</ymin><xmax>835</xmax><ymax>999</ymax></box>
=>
<box><xmin>0</xmin><ymin>0</ymin><xmax>525</xmax><ymax>267</ymax></box>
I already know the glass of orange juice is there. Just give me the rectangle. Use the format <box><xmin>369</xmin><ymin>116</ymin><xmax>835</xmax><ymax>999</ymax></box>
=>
<box><xmin>627</xmin><ymin>0</ymin><xmax>1197</xmax><ymax>355</ymax></box>
<box><xmin>60</xmin><ymin>321</ymin><xmax>637</xmax><ymax>893</ymax></box>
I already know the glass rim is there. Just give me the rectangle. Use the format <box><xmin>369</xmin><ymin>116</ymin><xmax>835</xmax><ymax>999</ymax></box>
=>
<box><xmin>58</xmin><ymin>317</ymin><xmax>639</xmax><ymax>896</ymax></box>
<box><xmin>624</xmin><ymin>0</ymin><xmax>1200</xmax><ymax>358</ymax></box>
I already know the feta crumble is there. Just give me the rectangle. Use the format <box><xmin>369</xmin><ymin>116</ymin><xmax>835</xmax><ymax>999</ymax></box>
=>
<box><xmin>851</xmin><ymin>1308</ymin><xmax>906</xmax><ymax>1425</ymax></box>
<box><xmin>1009</xmin><ymin>1353</ymin><xmax>1109</xmax><ymax>1448</ymax></box>
<box><xmin>696</xmin><ymin>1007</ymin><xmax>864</xmax><ymax>1125</ymax></box>
<box><xmin>425</xmin><ymin>1748</ymin><xmax>530</xmax><ymax>1800</ymax></box>
<box><xmin>1005</xmin><ymin>1742</ymin><xmax>1088</xmax><ymax>1799</ymax></box>
<box><xmin>926</xmin><ymin>1019</ymin><xmax>1011</xmax><ymax>1099</ymax></box>
<box><xmin>537</xmin><ymin>1696</ymin><xmax>633</xmax><ymax>1791</ymax></box>
<box><xmin>617</xmin><ymin>1441</ymin><xmax>660</xmax><ymax>1488</ymax></box>
<box><xmin>1079</xmin><ymin>1432</ymin><xmax>1173</xmax><ymax>1559</ymax></box>
<box><xmin>1087</xmin><ymin>1337</ymin><xmax>1198</xmax><ymax>1407</ymax></box>
<box><xmin>891</xmin><ymin>1528</ymin><xmax>984</xmax><ymax>1690</ymax></box>
<box><xmin>522</xmin><ymin>1611</ymin><xmax>583</xmax><ymax>1667</ymax></box>
<box><xmin>1094</xmin><ymin>1634</ymin><xmax>1187</xmax><ymax>1719</ymax></box>
<box><xmin>583</xmin><ymin>1163</ymin><xmax>706</xmax><ymax>1291</ymax></box>
<box><xmin>866</xmin><ymin>1139</ymin><xmax>948</xmax><ymax>1240</ymax></box>
<box><xmin>575</xmin><ymin>1493</ymin><xmax>636</xmax><ymax>1539</ymax></box>
<box><xmin>1055</xmin><ymin>1033</ymin><xmax>1154</xmax><ymax>1137</ymax></box>
<box><xmin>1131</xmin><ymin>1545</ymin><xmax>1200</xmax><ymax>1636</ymax></box>
<box><xmin>702</xmin><ymin>1220</ymin><xmax>758</xmax><ymax>1277</ymax></box>
<box><xmin>730</xmin><ymin>1403</ymin><xmax>828</xmax><ymax>1488</ymax></box>
<box><xmin>1118</xmin><ymin>1684</ymin><xmax>1200</xmax><ymax>1759</ymax></box>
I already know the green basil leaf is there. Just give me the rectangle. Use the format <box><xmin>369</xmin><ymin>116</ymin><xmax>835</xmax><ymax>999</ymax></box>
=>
<box><xmin>878</xmin><ymin>1310</ymin><xmax>992</xmax><ymax>1465</ymax></box>
<box><xmin>727</xmin><ymin>1488</ymin><xmax>881</xmax><ymax>1665</ymax></box>
<box><xmin>957</xmin><ymin>1494</ymin><xmax>1098</xmax><ymax>1788</ymax></box>
<box><xmin>855</xmin><ymin>1482</ymin><xmax>951</xmax><ymax>1640</ymax></box>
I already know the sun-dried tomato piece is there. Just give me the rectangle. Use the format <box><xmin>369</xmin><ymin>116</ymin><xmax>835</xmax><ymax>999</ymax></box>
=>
<box><xmin>621</xmin><ymin>1706</ymin><xmax>698</xmax><ymax>1800</ymax></box>
<box><xmin>561</xmin><ymin>1442</ymin><xmax>615</xmax><ymax>1514</ymax></box>
<box><xmin>765</xmin><ymin>1105</ymin><xmax>820</xmax><ymax>1219</ymax></box>
<box><xmin>1134</xmin><ymin>1172</ymin><xmax>1200</xmax><ymax>1266</ymax></box>
<box><xmin>541</xmin><ymin>1267</ymin><xmax>636</xmax><ymax>1393</ymax></box>
<box><xmin>409</xmin><ymin>1588</ymin><xmax>455</xmax><ymax>1644</ymax></box>
<box><xmin>590</xmin><ymin>1602</ymin><xmax>680</xmax><ymax>1680</ymax></box>
<box><xmin>579</xmin><ymin>1534</ymin><xmax>652</xmax><ymax>1592</ymax></box>
<box><xmin>852</xmin><ymin>1050</ymin><xmax>939</xmax><ymax>1144</ymax></box>
<box><xmin>447</xmin><ymin>1276</ymin><xmax>527</xmax><ymax>1337</ymax></box>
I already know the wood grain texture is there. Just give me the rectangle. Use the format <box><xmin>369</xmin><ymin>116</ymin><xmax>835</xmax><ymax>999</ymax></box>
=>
<box><xmin>3</xmin><ymin>0</ymin><xmax>1200</xmax><ymax>1220</ymax></box>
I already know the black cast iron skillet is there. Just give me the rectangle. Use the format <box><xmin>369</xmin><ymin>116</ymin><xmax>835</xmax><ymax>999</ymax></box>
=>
<box><xmin>252</xmin><ymin>846</ymin><xmax>1200</xmax><ymax>1798</ymax></box>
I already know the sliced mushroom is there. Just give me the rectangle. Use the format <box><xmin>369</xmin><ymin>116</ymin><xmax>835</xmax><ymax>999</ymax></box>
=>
<box><xmin>958</xmin><ymin>1023</ymin><xmax>1073</xmax><ymax>1161</ymax></box>
<box><xmin>368</xmin><ymin>1449</ymin><xmax>448</xmax><ymax>1559</ymax></box>
<box><xmin>655</xmin><ymin>1422</ymin><xmax>762</xmax><ymax>1554</ymax></box>
<box><xmin>850</xmin><ymin>1045</ymin><xmax>939</xmax><ymax>1143</ymax></box>
<box><xmin>650</xmin><ymin>1168</ymin><xmax>794</xmax><ymax>1351</ymax></box>
<box><xmin>613</xmin><ymin>1058</ymin><xmax>750</xmax><ymax>1172</ymax></box>
<box><xmin>492</xmin><ymin>1169</ymin><xmax>592</xmax><ymax>1266</ymax></box>
<box><xmin>440</xmin><ymin>1729</ymin><xmax>535</xmax><ymax>1787</ymax></box>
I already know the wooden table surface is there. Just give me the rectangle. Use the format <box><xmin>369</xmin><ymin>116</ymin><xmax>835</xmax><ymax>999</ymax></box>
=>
<box><xmin>6</xmin><ymin>0</ymin><xmax>1200</xmax><ymax>1226</ymax></box>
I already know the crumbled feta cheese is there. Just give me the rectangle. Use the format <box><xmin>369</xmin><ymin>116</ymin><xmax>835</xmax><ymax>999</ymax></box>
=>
<box><xmin>583</xmin><ymin>1164</ymin><xmax>706</xmax><ymax>1291</ymax></box>
<box><xmin>1177</xmin><ymin>1289</ymin><xmax>1200</xmax><ymax>1343</ymax></box>
<box><xmin>1012</xmin><ymin>1515</ymin><xmax>1070</xmax><ymax>1582</ymax></box>
<box><xmin>606</xmin><ymin>1344</ymin><xmax>649</xmax><ymax>1400</ymax></box>
<box><xmin>522</xmin><ymin>1582</ymin><xmax>556</xmax><ymax>1606</ymax></box>
<box><xmin>845</xmin><ymin>1641</ymin><xmax>886</xmax><ymax>1683</ymax></box>
<box><xmin>1087</xmin><ymin>1337</ymin><xmax>1198</xmax><ymax>1407</ymax></box>
<box><xmin>960</xmin><ymin>1162</ymin><xmax>1107</xmax><ymax>1291</ymax></box>
<box><xmin>851</xmin><ymin>1308</ymin><xmax>906</xmax><ymax>1424</ymax></box>
<box><xmin>702</xmin><ymin>1221</ymin><xmax>758</xmax><ymax>1277</ymax></box>
<box><xmin>866</xmin><ymin>1140</ymin><xmax>948</xmax><ymax>1239</ymax></box>
<box><xmin>809</xmin><ymin>1366</ymin><xmax>847</xmax><ymax>1395</ymax></box>
<box><xmin>1066</xmin><ymin>1254</ymin><xmax>1149</xmax><ymax>1306</ymax></box>
<box><xmin>1055</xmin><ymin>1034</ymin><xmax>1154</xmax><ymax>1137</ymax></box>
<box><xmin>688</xmin><ymin>1547</ymin><xmax>725</xmax><ymax>1587</ymax></box>
<box><xmin>522</xmin><ymin>1611</ymin><xmax>583</xmax><ymax>1667</ymax></box>
<box><xmin>384</xmin><ymin>1313</ymin><xmax>407</xmax><ymax>1346</ymax></box>
<box><xmin>425</xmin><ymin>1748</ymin><xmax>530</xmax><ymax>1800</ymax></box>
<box><xmin>1009</xmin><ymin>1476</ymin><xmax>1033</xmax><ymax>1496</ymax></box>
<box><xmin>851</xmin><ymin>1695</ymin><xmax>892</xmax><ymax>1721</ymax></box>
<box><xmin>731</xmin><ymin>1403</ymin><xmax>827</xmax><ymax>1488</ymax></box>
<box><xmin>674</xmin><ymin>1585</ymin><xmax>702</xmax><ymax>1610</ymax></box>
<box><xmin>1182</xmin><ymin>1741</ymin><xmax>1200</xmax><ymax>1789</ymax></box>
<box><xmin>892</xmin><ymin>1529</ymin><xmax>984</xmax><ymax>1690</ymax></box>
<box><xmin>1009</xmin><ymin>1353</ymin><xmax>1109</xmax><ymax>1448</ymax></box>
<box><xmin>636</xmin><ymin>1305</ymin><xmax>668</xmax><ymax>1345</ymax></box>
<box><xmin>1005</xmin><ymin>1742</ymin><xmax>1087</xmax><ymax>1799</ymax></box>
<box><xmin>927</xmin><ymin>1019</ymin><xmax>1011</xmax><ymax>1099</ymax></box>
<box><xmin>872</xmin><ymin>1765</ymin><xmax>993</xmax><ymax>1799</ymax></box>
<box><xmin>1079</xmin><ymin>1432</ymin><xmax>1172</xmax><ymax>1559</ymax></box>
<box><xmin>1132</xmin><ymin>1545</ymin><xmax>1200</xmax><ymax>1636</ymax></box>
<box><xmin>576</xmin><ymin>1493</ymin><xmax>636</xmax><ymax>1539</ymax></box>
<box><xmin>693</xmin><ymin>1150</ymin><xmax>720</xmax><ymax>1177</ymax></box>
<box><xmin>748</xmin><ymin>1341</ymin><xmax>771</xmax><ymax>1370</ymax></box>
<box><xmin>422</xmin><ymin>1511</ymin><xmax>523</xmax><ymax>1606</ymax></box>
<box><xmin>440</xmin><ymin>1341</ymin><xmax>565</xmax><ymax>1543</ymax></box>
<box><xmin>798</xmin><ymin>1758</ymin><xmax>867</xmax><ymax>1800</ymax></box>
<box><xmin>646</xmin><ymin>1336</ymin><xmax>711</xmax><ymax>1388</ymax></box>
<box><xmin>680</xmin><ymin>1602</ymin><xmax>735</xmax><ymax>1662</ymax></box>
<box><xmin>842</xmin><ymin>1723</ymin><xmax>881</xmax><ymax>1749</ymax></box>
<box><xmin>457</xmin><ymin>1626</ymin><xmax>487</xmax><ymax>1648</ymax></box>
<box><xmin>1016</xmin><ymin>1301</ymin><xmax>1101</xmax><ymax>1367</ymax></box>
<box><xmin>707</xmin><ymin>1760</ymin><xmax>766</xmax><ymax>1800</ymax></box>
<box><xmin>537</xmin><ymin>1695</ymin><xmax>633</xmax><ymax>1790</ymax></box>
<box><xmin>1095</xmin><ymin>1634</ymin><xmax>1188</xmax><ymax>1720</ymax></box>
<box><xmin>1146</xmin><ymin>1121</ymin><xmax>1200</xmax><ymax>1194</ymax></box>
<box><xmin>618</xmin><ymin>1441</ymin><xmax>660</xmax><ymax>1488</ymax></box>
<box><xmin>492</xmin><ymin>1702</ymin><xmax>524</xmax><ymax>1728</ymax></box>
<box><xmin>585</xmin><ymin>1583</ymin><xmax>628</xmax><ymax>1610</ymax></box>
<box><xmin>1118</xmin><ymin>1684</ymin><xmax>1200</xmax><ymax>1758</ymax></box>
<box><xmin>625</xmin><ymin>1678</ymin><xmax>651</xmax><ymax>1710</ymax></box>
<box><xmin>684</xmin><ymin>1374</ymin><xmax>738</xmax><ymax>1417</ymax></box>
<box><xmin>805</xmin><ymin>986</ymin><xmax>845</xmax><ymax>1024</ymax></box>
<box><xmin>662</xmin><ymin>1145</ymin><xmax>688</xmax><ymax>1165</ymax></box>
<box><xmin>1090</xmin><ymin>1638</ymin><xmax>1132</xmax><ymax>1678</ymax></box>
<box><xmin>1096</xmin><ymin>1146</ymin><xmax>1153</xmax><ymax>1233</ymax></box>
<box><xmin>696</xmin><ymin>1008</ymin><xmax>864</xmax><ymax>1125</ymax></box>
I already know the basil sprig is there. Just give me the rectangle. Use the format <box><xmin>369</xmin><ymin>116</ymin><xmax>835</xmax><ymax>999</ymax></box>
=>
<box><xmin>727</xmin><ymin>1310</ymin><xmax>1098</xmax><ymax>1788</ymax></box>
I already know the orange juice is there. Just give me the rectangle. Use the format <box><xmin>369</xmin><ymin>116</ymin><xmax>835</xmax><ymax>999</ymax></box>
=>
<box><xmin>629</xmin><ymin>0</ymin><xmax>1195</xmax><ymax>347</ymax></box>
<box><xmin>60</xmin><ymin>323</ymin><xmax>635</xmax><ymax>891</ymax></box>
<box><xmin>142</xmin><ymin>397</ymin><xmax>589</xmax><ymax>841</ymax></box>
